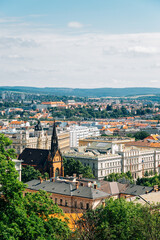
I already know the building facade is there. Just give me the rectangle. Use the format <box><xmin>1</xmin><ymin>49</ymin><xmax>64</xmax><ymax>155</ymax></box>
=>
<box><xmin>64</xmin><ymin>145</ymin><xmax>160</xmax><ymax>180</ymax></box>
<box><xmin>69</xmin><ymin>126</ymin><xmax>100</xmax><ymax>148</ymax></box>
<box><xmin>25</xmin><ymin>178</ymin><xmax>110</xmax><ymax>213</ymax></box>
<box><xmin>4</xmin><ymin>121</ymin><xmax>70</xmax><ymax>155</ymax></box>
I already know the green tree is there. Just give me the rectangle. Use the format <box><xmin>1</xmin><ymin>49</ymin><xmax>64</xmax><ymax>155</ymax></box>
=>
<box><xmin>0</xmin><ymin>133</ymin><xmax>71</xmax><ymax>239</ymax></box>
<box><xmin>134</xmin><ymin>131</ymin><xmax>150</xmax><ymax>140</ymax></box>
<box><xmin>63</xmin><ymin>158</ymin><xmax>94</xmax><ymax>178</ymax></box>
<box><xmin>74</xmin><ymin>198</ymin><xmax>160</xmax><ymax>240</ymax></box>
<box><xmin>104</xmin><ymin>171</ymin><xmax>133</xmax><ymax>183</ymax></box>
<box><xmin>22</xmin><ymin>165</ymin><xmax>42</xmax><ymax>183</ymax></box>
<box><xmin>144</xmin><ymin>170</ymin><xmax>149</xmax><ymax>177</ymax></box>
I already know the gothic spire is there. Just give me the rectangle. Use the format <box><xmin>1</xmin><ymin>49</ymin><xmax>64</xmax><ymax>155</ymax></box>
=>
<box><xmin>50</xmin><ymin>121</ymin><xmax>58</xmax><ymax>158</ymax></box>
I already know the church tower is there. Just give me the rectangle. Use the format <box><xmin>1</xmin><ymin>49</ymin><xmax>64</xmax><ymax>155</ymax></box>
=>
<box><xmin>49</xmin><ymin>121</ymin><xmax>64</xmax><ymax>178</ymax></box>
<box><xmin>35</xmin><ymin>120</ymin><xmax>43</xmax><ymax>149</ymax></box>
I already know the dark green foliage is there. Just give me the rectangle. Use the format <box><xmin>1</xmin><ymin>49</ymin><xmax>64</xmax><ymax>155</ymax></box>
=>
<box><xmin>74</xmin><ymin>198</ymin><xmax>160</xmax><ymax>240</ymax></box>
<box><xmin>104</xmin><ymin>171</ymin><xmax>134</xmax><ymax>183</ymax></box>
<box><xmin>63</xmin><ymin>157</ymin><xmax>94</xmax><ymax>178</ymax></box>
<box><xmin>144</xmin><ymin>170</ymin><xmax>149</xmax><ymax>177</ymax></box>
<box><xmin>22</xmin><ymin>166</ymin><xmax>42</xmax><ymax>183</ymax></box>
<box><xmin>137</xmin><ymin>174</ymin><xmax>160</xmax><ymax>187</ymax></box>
<box><xmin>134</xmin><ymin>131</ymin><xmax>150</xmax><ymax>140</ymax></box>
<box><xmin>22</xmin><ymin>166</ymin><xmax>50</xmax><ymax>183</ymax></box>
<box><xmin>0</xmin><ymin>133</ymin><xmax>71</xmax><ymax>239</ymax></box>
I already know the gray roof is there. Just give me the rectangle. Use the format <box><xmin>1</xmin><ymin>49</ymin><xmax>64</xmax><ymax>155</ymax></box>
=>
<box><xmin>26</xmin><ymin>179</ymin><xmax>110</xmax><ymax>199</ymax></box>
<box><xmin>87</xmin><ymin>142</ymin><xmax>111</xmax><ymax>151</ymax></box>
<box><xmin>122</xmin><ymin>184</ymin><xmax>153</xmax><ymax>196</ymax></box>
<box><xmin>99</xmin><ymin>181</ymin><xmax>128</xmax><ymax>195</ymax></box>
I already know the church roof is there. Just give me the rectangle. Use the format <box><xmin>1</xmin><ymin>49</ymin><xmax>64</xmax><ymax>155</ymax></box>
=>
<box><xmin>19</xmin><ymin>122</ymin><xmax>62</xmax><ymax>169</ymax></box>
<box><xmin>18</xmin><ymin>148</ymin><xmax>49</xmax><ymax>168</ymax></box>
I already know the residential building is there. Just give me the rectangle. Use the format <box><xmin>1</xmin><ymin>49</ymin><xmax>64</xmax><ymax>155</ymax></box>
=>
<box><xmin>69</xmin><ymin>125</ymin><xmax>100</xmax><ymax>148</ymax></box>
<box><xmin>25</xmin><ymin>177</ymin><xmax>110</xmax><ymax>213</ymax></box>
<box><xmin>3</xmin><ymin>121</ymin><xmax>70</xmax><ymax>154</ymax></box>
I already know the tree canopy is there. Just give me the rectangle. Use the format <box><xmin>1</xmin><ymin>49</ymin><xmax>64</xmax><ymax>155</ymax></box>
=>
<box><xmin>137</xmin><ymin>174</ymin><xmax>160</xmax><ymax>188</ymax></box>
<box><xmin>104</xmin><ymin>171</ymin><xmax>134</xmax><ymax>184</ymax></box>
<box><xmin>63</xmin><ymin>157</ymin><xmax>94</xmax><ymax>178</ymax></box>
<box><xmin>0</xmin><ymin>133</ymin><xmax>71</xmax><ymax>239</ymax></box>
<box><xmin>22</xmin><ymin>165</ymin><xmax>49</xmax><ymax>183</ymax></box>
<box><xmin>74</xmin><ymin>198</ymin><xmax>160</xmax><ymax>240</ymax></box>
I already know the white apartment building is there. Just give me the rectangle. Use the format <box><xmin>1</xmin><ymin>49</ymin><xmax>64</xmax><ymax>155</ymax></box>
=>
<box><xmin>69</xmin><ymin>125</ymin><xmax>100</xmax><ymax>148</ymax></box>
<box><xmin>64</xmin><ymin>144</ymin><xmax>160</xmax><ymax>180</ymax></box>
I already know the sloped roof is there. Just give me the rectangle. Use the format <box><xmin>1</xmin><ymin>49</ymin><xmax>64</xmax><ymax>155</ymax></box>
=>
<box><xmin>18</xmin><ymin>148</ymin><xmax>49</xmax><ymax>168</ymax></box>
<box><xmin>121</xmin><ymin>184</ymin><xmax>153</xmax><ymax>196</ymax></box>
<box><xmin>26</xmin><ymin>179</ymin><xmax>110</xmax><ymax>199</ymax></box>
<box><xmin>99</xmin><ymin>181</ymin><xmax>128</xmax><ymax>195</ymax></box>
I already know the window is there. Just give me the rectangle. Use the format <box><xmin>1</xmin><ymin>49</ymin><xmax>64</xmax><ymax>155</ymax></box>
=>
<box><xmin>101</xmin><ymin>170</ymin><xmax>103</xmax><ymax>176</ymax></box>
<box><xmin>74</xmin><ymin>201</ymin><xmax>77</xmax><ymax>208</ymax></box>
<box><xmin>65</xmin><ymin>200</ymin><xmax>68</xmax><ymax>207</ymax></box>
<box><xmin>55</xmin><ymin>198</ymin><xmax>57</xmax><ymax>204</ymax></box>
<box><xmin>60</xmin><ymin>199</ymin><xmax>63</xmax><ymax>206</ymax></box>
<box><xmin>80</xmin><ymin>202</ymin><xmax>83</xmax><ymax>209</ymax></box>
<box><xmin>86</xmin><ymin>203</ymin><xmax>89</xmax><ymax>210</ymax></box>
<box><xmin>101</xmin><ymin>163</ymin><xmax>103</xmax><ymax>168</ymax></box>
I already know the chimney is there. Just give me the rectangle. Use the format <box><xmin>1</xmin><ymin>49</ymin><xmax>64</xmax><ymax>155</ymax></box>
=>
<box><xmin>73</xmin><ymin>173</ymin><xmax>76</xmax><ymax>178</ymax></box>
<box><xmin>76</xmin><ymin>182</ymin><xmax>79</xmax><ymax>189</ymax></box>
<box><xmin>39</xmin><ymin>177</ymin><xmax>43</xmax><ymax>184</ymax></box>
<box><xmin>88</xmin><ymin>181</ymin><xmax>91</xmax><ymax>187</ymax></box>
<box><xmin>153</xmin><ymin>185</ymin><xmax>158</xmax><ymax>192</ymax></box>
<box><xmin>145</xmin><ymin>191</ymin><xmax>148</xmax><ymax>194</ymax></box>
<box><xmin>94</xmin><ymin>184</ymin><xmax>97</xmax><ymax>189</ymax></box>
<box><xmin>102</xmin><ymin>200</ymin><xmax>105</xmax><ymax>208</ymax></box>
<box><xmin>79</xmin><ymin>174</ymin><xmax>83</xmax><ymax>179</ymax></box>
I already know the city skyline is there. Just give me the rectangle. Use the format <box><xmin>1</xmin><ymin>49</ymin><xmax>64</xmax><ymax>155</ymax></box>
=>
<box><xmin>0</xmin><ymin>0</ymin><xmax>160</xmax><ymax>88</ymax></box>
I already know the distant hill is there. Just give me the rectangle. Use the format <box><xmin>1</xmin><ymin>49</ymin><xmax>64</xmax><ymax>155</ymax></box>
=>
<box><xmin>0</xmin><ymin>86</ymin><xmax>160</xmax><ymax>97</ymax></box>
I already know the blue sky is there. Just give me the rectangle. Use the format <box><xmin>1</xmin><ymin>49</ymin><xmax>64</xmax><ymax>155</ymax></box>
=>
<box><xmin>0</xmin><ymin>0</ymin><xmax>160</xmax><ymax>88</ymax></box>
<box><xmin>1</xmin><ymin>0</ymin><xmax>160</xmax><ymax>33</ymax></box>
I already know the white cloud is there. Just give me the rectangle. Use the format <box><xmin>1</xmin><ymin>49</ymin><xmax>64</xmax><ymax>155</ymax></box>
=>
<box><xmin>0</xmin><ymin>19</ymin><xmax>160</xmax><ymax>88</ymax></box>
<box><xmin>68</xmin><ymin>21</ymin><xmax>83</xmax><ymax>28</ymax></box>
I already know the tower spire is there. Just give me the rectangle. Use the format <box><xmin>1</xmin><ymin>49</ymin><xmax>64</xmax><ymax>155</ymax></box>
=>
<box><xmin>50</xmin><ymin>121</ymin><xmax>58</xmax><ymax>158</ymax></box>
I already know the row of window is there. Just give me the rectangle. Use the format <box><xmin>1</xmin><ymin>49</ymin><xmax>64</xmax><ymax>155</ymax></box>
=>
<box><xmin>142</xmin><ymin>156</ymin><xmax>154</xmax><ymax>162</ymax></box>
<box><xmin>54</xmin><ymin>198</ymin><xmax>89</xmax><ymax>209</ymax></box>
<box><xmin>101</xmin><ymin>168</ymin><xmax>121</xmax><ymax>176</ymax></box>
<box><xmin>101</xmin><ymin>161</ymin><xmax>121</xmax><ymax>169</ymax></box>
<box><xmin>126</xmin><ymin>158</ymin><xmax>139</xmax><ymax>164</ymax></box>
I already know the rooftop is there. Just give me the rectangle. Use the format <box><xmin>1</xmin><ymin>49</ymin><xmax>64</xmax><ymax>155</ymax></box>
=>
<box><xmin>26</xmin><ymin>179</ymin><xmax>110</xmax><ymax>199</ymax></box>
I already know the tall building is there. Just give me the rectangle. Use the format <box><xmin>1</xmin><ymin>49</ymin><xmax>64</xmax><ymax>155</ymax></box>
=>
<box><xmin>69</xmin><ymin>125</ymin><xmax>100</xmax><ymax>148</ymax></box>
<box><xmin>18</xmin><ymin>122</ymin><xmax>64</xmax><ymax>178</ymax></box>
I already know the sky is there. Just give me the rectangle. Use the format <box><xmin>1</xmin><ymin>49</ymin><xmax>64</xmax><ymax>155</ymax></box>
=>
<box><xmin>0</xmin><ymin>0</ymin><xmax>160</xmax><ymax>88</ymax></box>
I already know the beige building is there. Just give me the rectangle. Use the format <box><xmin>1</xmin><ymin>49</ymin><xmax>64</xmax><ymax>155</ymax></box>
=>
<box><xmin>79</xmin><ymin>136</ymin><xmax>135</xmax><ymax>147</ymax></box>
<box><xmin>25</xmin><ymin>177</ymin><xmax>110</xmax><ymax>213</ymax></box>
<box><xmin>4</xmin><ymin>123</ymin><xmax>70</xmax><ymax>155</ymax></box>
